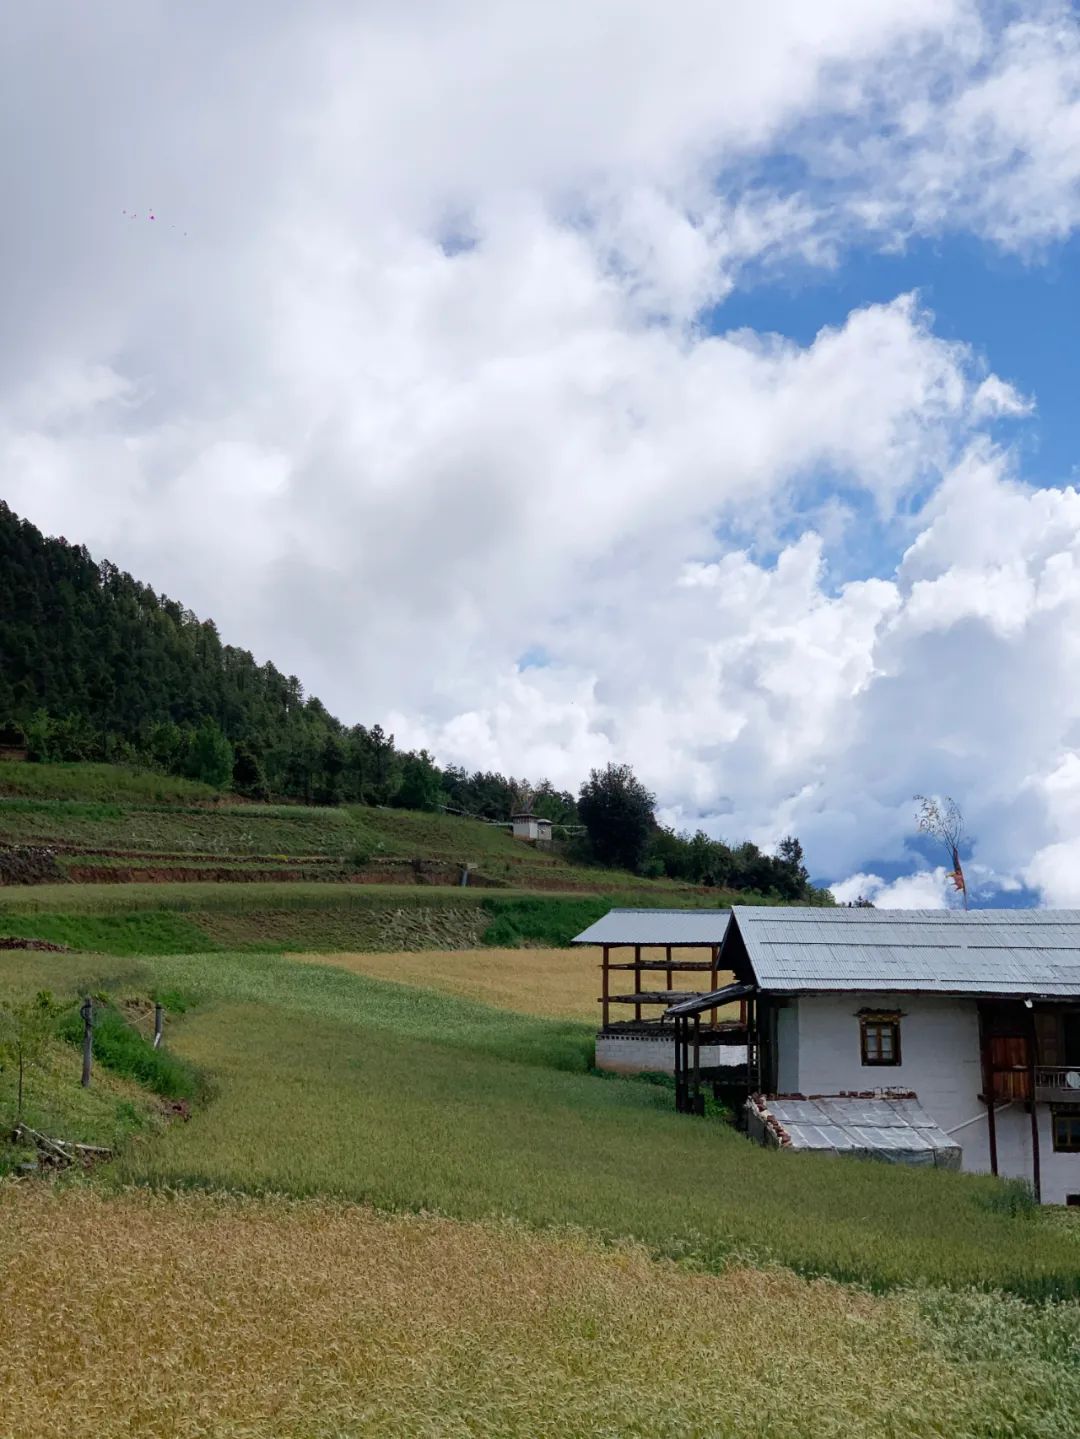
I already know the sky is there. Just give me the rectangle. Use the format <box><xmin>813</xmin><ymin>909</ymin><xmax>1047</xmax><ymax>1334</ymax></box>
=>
<box><xmin>3</xmin><ymin>1</ymin><xmax>1080</xmax><ymax>908</ymax></box>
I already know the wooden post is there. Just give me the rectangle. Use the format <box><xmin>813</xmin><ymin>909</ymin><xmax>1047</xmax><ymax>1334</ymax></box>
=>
<box><xmin>978</xmin><ymin>1004</ymin><xmax>999</xmax><ymax>1177</ymax></box>
<box><xmin>666</xmin><ymin>944</ymin><xmax>673</xmax><ymax>1003</ymax></box>
<box><xmin>987</xmin><ymin>1094</ymin><xmax>999</xmax><ymax>1177</ymax></box>
<box><xmin>80</xmin><ymin>996</ymin><xmax>94</xmax><ymax>1088</ymax></box>
<box><xmin>153</xmin><ymin>1003</ymin><xmax>164</xmax><ymax>1050</ymax></box>
<box><xmin>674</xmin><ymin>1016</ymin><xmax>683</xmax><ymax>1111</ymax></box>
<box><xmin>634</xmin><ymin>944</ymin><xmax>642</xmax><ymax>1023</ymax></box>
<box><xmin>677</xmin><ymin>1016</ymin><xmax>690</xmax><ymax>1114</ymax></box>
<box><xmin>692</xmin><ymin>1013</ymin><xmax>702</xmax><ymax>1113</ymax></box>
<box><xmin>1028</xmin><ymin>1006</ymin><xmax>1041</xmax><ymax>1203</ymax></box>
<box><xmin>710</xmin><ymin>944</ymin><xmax>719</xmax><ymax>1028</ymax></box>
<box><xmin>601</xmin><ymin>946</ymin><xmax>610</xmax><ymax>1031</ymax></box>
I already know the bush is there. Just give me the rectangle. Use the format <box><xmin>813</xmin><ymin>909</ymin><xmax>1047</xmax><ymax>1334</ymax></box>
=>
<box><xmin>150</xmin><ymin>987</ymin><xmax>198</xmax><ymax>1016</ymax></box>
<box><xmin>481</xmin><ymin>896</ymin><xmax>612</xmax><ymax>947</ymax></box>
<box><xmin>184</xmin><ymin>720</ymin><xmax>234</xmax><ymax>791</ymax></box>
<box><xmin>59</xmin><ymin>1005</ymin><xmax>201</xmax><ymax>1101</ymax></box>
<box><xmin>232</xmin><ymin>745</ymin><xmax>269</xmax><ymax>801</ymax></box>
<box><xmin>0</xmin><ymin>720</ymin><xmax>26</xmax><ymax>747</ymax></box>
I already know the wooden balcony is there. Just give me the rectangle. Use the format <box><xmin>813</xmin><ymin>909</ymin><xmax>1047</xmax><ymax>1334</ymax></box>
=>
<box><xmin>1034</xmin><ymin>1066</ymin><xmax>1080</xmax><ymax>1102</ymax></box>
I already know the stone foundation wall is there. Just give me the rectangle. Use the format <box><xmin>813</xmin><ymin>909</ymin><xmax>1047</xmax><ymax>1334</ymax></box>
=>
<box><xmin>595</xmin><ymin>1032</ymin><xmax>749</xmax><ymax>1076</ymax></box>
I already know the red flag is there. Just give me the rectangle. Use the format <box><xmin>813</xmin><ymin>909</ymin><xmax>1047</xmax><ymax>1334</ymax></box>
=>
<box><xmin>947</xmin><ymin>845</ymin><xmax>966</xmax><ymax>893</ymax></box>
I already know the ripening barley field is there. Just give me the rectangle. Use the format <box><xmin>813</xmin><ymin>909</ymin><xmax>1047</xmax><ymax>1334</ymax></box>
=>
<box><xmin>2</xmin><ymin>934</ymin><xmax>1080</xmax><ymax>1436</ymax></box>
<box><xmin>5</xmin><ymin>1184</ymin><xmax>1080</xmax><ymax>1439</ymax></box>
<box><xmin>295</xmin><ymin>944</ymin><xmax>725</xmax><ymax>1021</ymax></box>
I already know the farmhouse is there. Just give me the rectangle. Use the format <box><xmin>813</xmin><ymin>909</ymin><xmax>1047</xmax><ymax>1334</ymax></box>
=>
<box><xmin>575</xmin><ymin>905</ymin><xmax>1080</xmax><ymax>1204</ymax></box>
<box><xmin>510</xmin><ymin>811</ymin><xmax>553</xmax><ymax>844</ymax></box>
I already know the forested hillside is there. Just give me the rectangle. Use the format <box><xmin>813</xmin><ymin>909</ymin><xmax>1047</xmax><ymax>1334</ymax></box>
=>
<box><xmin>0</xmin><ymin>501</ymin><xmax>559</xmax><ymax>814</ymax></box>
<box><xmin>0</xmin><ymin>502</ymin><xmax>818</xmax><ymax>896</ymax></box>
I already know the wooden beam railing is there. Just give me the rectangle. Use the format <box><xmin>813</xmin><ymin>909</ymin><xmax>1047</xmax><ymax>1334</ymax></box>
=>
<box><xmin>1034</xmin><ymin>1065</ymin><xmax>1080</xmax><ymax>1099</ymax></box>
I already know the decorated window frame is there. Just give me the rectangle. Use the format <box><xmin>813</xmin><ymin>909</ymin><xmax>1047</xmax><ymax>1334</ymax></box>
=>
<box><xmin>859</xmin><ymin>1010</ymin><xmax>902</xmax><ymax>1067</ymax></box>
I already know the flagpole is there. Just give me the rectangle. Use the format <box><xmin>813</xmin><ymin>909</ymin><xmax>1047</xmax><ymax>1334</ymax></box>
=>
<box><xmin>951</xmin><ymin>845</ymin><xmax>968</xmax><ymax>912</ymax></box>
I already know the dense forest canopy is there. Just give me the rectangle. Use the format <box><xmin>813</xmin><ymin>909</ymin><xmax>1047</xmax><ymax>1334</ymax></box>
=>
<box><xmin>0</xmin><ymin>501</ymin><xmax>817</xmax><ymax>896</ymax></box>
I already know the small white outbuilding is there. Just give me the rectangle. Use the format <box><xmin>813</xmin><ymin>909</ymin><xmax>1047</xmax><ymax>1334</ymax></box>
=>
<box><xmin>511</xmin><ymin>812</ymin><xmax>553</xmax><ymax>844</ymax></box>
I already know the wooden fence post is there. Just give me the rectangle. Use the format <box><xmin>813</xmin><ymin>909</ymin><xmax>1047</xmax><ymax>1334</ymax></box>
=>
<box><xmin>153</xmin><ymin>1003</ymin><xmax>164</xmax><ymax>1050</ymax></box>
<box><xmin>80</xmin><ymin>996</ymin><xmax>94</xmax><ymax>1087</ymax></box>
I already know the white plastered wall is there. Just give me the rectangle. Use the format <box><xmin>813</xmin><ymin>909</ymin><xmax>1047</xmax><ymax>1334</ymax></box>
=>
<box><xmin>788</xmin><ymin>993</ymin><xmax>1080</xmax><ymax>1206</ymax></box>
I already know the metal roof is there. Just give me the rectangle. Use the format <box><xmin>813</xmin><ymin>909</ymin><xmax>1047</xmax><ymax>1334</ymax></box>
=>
<box><xmin>749</xmin><ymin>1094</ymin><xmax>961</xmax><ymax>1167</ymax></box>
<box><xmin>665</xmin><ymin>981</ymin><xmax>754</xmax><ymax>1017</ymax></box>
<box><xmin>571</xmin><ymin>908</ymin><xmax>730</xmax><ymax>947</ymax></box>
<box><xmin>732</xmin><ymin>906</ymin><xmax>1080</xmax><ymax>998</ymax></box>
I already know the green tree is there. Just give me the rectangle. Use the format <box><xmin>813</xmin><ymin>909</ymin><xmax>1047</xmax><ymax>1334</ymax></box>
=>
<box><xmin>578</xmin><ymin>763</ymin><xmax>656</xmax><ymax>872</ymax></box>
<box><xmin>185</xmin><ymin>720</ymin><xmax>234</xmax><ymax>789</ymax></box>
<box><xmin>232</xmin><ymin>743</ymin><xmax>269</xmax><ymax>800</ymax></box>
<box><xmin>775</xmin><ymin>835</ymin><xmax>809</xmax><ymax>899</ymax></box>
<box><xmin>0</xmin><ymin>990</ymin><xmax>63</xmax><ymax>1127</ymax></box>
<box><xmin>396</xmin><ymin>750</ymin><xmax>443</xmax><ymax>811</ymax></box>
<box><xmin>531</xmin><ymin>780</ymin><xmax>578</xmax><ymax>826</ymax></box>
<box><xmin>147</xmin><ymin>721</ymin><xmax>185</xmax><ymax>772</ymax></box>
<box><xmin>23</xmin><ymin>709</ymin><xmax>54</xmax><ymax>762</ymax></box>
<box><xmin>316</xmin><ymin>734</ymin><xmax>347</xmax><ymax>806</ymax></box>
<box><xmin>0</xmin><ymin>720</ymin><xmax>26</xmax><ymax>747</ymax></box>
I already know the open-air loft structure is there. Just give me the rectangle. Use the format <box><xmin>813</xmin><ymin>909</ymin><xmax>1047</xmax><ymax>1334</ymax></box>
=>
<box><xmin>574</xmin><ymin>905</ymin><xmax>1080</xmax><ymax>1204</ymax></box>
<box><xmin>570</xmin><ymin>908</ymin><xmax>751</xmax><ymax>1095</ymax></box>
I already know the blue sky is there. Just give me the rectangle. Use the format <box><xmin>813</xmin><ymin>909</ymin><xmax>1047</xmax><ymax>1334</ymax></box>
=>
<box><xmin>717</xmin><ymin>233</ymin><xmax>1080</xmax><ymax>495</ymax></box>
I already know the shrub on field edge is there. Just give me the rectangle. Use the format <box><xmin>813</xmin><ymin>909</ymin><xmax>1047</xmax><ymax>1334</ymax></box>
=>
<box><xmin>59</xmin><ymin>1003</ymin><xmax>202</xmax><ymax>1102</ymax></box>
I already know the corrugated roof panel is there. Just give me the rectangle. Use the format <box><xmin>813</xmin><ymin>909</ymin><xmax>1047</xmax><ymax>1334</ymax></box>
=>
<box><xmin>571</xmin><ymin>908</ymin><xmax>731</xmax><ymax>946</ymax></box>
<box><xmin>574</xmin><ymin>905</ymin><xmax>1080</xmax><ymax>996</ymax></box>
<box><xmin>732</xmin><ymin>906</ymin><xmax>1080</xmax><ymax>996</ymax></box>
<box><xmin>769</xmin><ymin>1100</ymin><xmax>829</xmax><ymax>1126</ymax></box>
<box><xmin>784</xmin><ymin>1124</ymin><xmax>856</xmax><ymax>1150</ymax></box>
<box><xmin>755</xmin><ymin>1094</ymin><xmax>961</xmax><ymax>1166</ymax></box>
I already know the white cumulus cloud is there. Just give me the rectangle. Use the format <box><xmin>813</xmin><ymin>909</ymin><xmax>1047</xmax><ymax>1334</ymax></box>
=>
<box><xmin>2</xmin><ymin>2</ymin><xmax>1080</xmax><ymax>900</ymax></box>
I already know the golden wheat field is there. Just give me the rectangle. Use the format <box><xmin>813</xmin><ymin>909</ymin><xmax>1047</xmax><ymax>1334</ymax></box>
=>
<box><xmin>0</xmin><ymin>1183</ymin><xmax>1007</xmax><ymax>1439</ymax></box>
<box><xmin>294</xmin><ymin>946</ymin><xmax>733</xmax><ymax>1023</ymax></box>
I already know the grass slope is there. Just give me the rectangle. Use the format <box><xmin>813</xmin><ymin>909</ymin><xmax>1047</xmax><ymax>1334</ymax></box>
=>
<box><xmin>5</xmin><ymin>943</ymin><xmax>1069</xmax><ymax>1301</ymax></box>
<box><xmin>0</xmin><ymin>1037</ymin><xmax>164</xmax><ymax>1174</ymax></box>
<box><xmin>0</xmin><ymin>762</ymin><xmax>217</xmax><ymax>803</ymax></box>
<box><xmin>0</xmin><ymin>885</ymin><xmax>730</xmax><ymax>953</ymax></box>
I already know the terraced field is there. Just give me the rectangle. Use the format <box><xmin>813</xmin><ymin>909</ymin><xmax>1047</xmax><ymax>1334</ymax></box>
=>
<box><xmin>0</xmin><ymin>882</ymin><xmax>703</xmax><ymax>954</ymax></box>
<box><xmin>0</xmin><ymin>761</ymin><xmax>703</xmax><ymax>895</ymax></box>
<box><xmin>2</xmin><ymin>938</ymin><xmax>1080</xmax><ymax>1436</ymax></box>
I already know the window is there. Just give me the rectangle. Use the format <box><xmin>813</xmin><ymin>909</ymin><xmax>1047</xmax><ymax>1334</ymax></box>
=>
<box><xmin>1052</xmin><ymin>1108</ymin><xmax>1080</xmax><ymax>1154</ymax></box>
<box><xmin>860</xmin><ymin>1012</ymin><xmax>901</xmax><ymax>1067</ymax></box>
